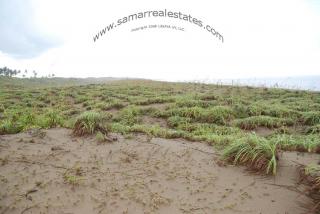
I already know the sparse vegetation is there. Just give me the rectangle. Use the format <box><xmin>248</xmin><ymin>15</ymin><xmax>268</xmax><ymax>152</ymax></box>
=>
<box><xmin>0</xmin><ymin>77</ymin><xmax>319</xmax><ymax>177</ymax></box>
<box><xmin>1</xmin><ymin>77</ymin><xmax>320</xmax><ymax>213</ymax></box>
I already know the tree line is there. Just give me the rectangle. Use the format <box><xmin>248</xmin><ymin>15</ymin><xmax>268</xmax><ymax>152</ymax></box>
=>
<box><xmin>0</xmin><ymin>66</ymin><xmax>55</xmax><ymax>78</ymax></box>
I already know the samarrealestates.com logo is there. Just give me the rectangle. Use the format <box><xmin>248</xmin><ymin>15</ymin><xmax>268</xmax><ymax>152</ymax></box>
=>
<box><xmin>93</xmin><ymin>9</ymin><xmax>224</xmax><ymax>43</ymax></box>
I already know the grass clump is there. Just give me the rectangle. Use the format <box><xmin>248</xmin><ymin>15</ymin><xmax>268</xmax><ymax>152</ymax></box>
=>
<box><xmin>73</xmin><ymin>111</ymin><xmax>108</xmax><ymax>136</ymax></box>
<box><xmin>202</xmin><ymin>106</ymin><xmax>234</xmax><ymax>124</ymax></box>
<box><xmin>223</xmin><ymin>135</ymin><xmax>279</xmax><ymax>175</ymax></box>
<box><xmin>305</xmin><ymin>124</ymin><xmax>320</xmax><ymax>134</ymax></box>
<box><xmin>299</xmin><ymin>164</ymin><xmax>320</xmax><ymax>212</ymax></box>
<box><xmin>302</xmin><ymin>111</ymin><xmax>320</xmax><ymax>125</ymax></box>
<box><xmin>63</xmin><ymin>166</ymin><xmax>85</xmax><ymax>185</ymax></box>
<box><xmin>167</xmin><ymin>116</ymin><xmax>191</xmax><ymax>128</ymax></box>
<box><xmin>0</xmin><ymin>104</ymin><xmax>4</xmax><ymax>113</ymax></box>
<box><xmin>271</xmin><ymin>134</ymin><xmax>320</xmax><ymax>153</ymax></box>
<box><xmin>115</xmin><ymin>106</ymin><xmax>141</xmax><ymax>126</ymax></box>
<box><xmin>95</xmin><ymin>131</ymin><xmax>114</xmax><ymax>143</ymax></box>
<box><xmin>234</xmin><ymin>116</ymin><xmax>294</xmax><ymax>130</ymax></box>
<box><xmin>0</xmin><ymin>119</ymin><xmax>23</xmax><ymax>134</ymax></box>
<box><xmin>40</xmin><ymin>110</ymin><xmax>64</xmax><ymax>128</ymax></box>
<box><xmin>170</xmin><ymin>106</ymin><xmax>233</xmax><ymax>125</ymax></box>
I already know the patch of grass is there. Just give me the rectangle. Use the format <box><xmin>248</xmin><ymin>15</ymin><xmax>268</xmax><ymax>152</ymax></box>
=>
<box><xmin>299</xmin><ymin>164</ymin><xmax>320</xmax><ymax>212</ymax></box>
<box><xmin>167</xmin><ymin>116</ymin><xmax>191</xmax><ymax>128</ymax></box>
<box><xmin>2</xmin><ymin>78</ymin><xmax>320</xmax><ymax>182</ymax></box>
<box><xmin>271</xmin><ymin>134</ymin><xmax>320</xmax><ymax>153</ymax></box>
<box><xmin>133</xmin><ymin>96</ymin><xmax>174</xmax><ymax>105</ymax></box>
<box><xmin>202</xmin><ymin>106</ymin><xmax>234</xmax><ymax>124</ymax></box>
<box><xmin>191</xmin><ymin>123</ymin><xmax>242</xmax><ymax>136</ymax></box>
<box><xmin>234</xmin><ymin>116</ymin><xmax>294</xmax><ymax>130</ymax></box>
<box><xmin>0</xmin><ymin>104</ymin><xmax>4</xmax><ymax>113</ymax></box>
<box><xmin>0</xmin><ymin>119</ymin><xmax>23</xmax><ymax>134</ymax></box>
<box><xmin>115</xmin><ymin>106</ymin><xmax>141</xmax><ymax>126</ymax></box>
<box><xmin>63</xmin><ymin>167</ymin><xmax>85</xmax><ymax>185</ymax></box>
<box><xmin>95</xmin><ymin>131</ymin><xmax>112</xmax><ymax>143</ymax></box>
<box><xmin>305</xmin><ymin>124</ymin><xmax>320</xmax><ymax>134</ymax></box>
<box><xmin>223</xmin><ymin>135</ymin><xmax>279</xmax><ymax>175</ymax></box>
<box><xmin>73</xmin><ymin>111</ymin><xmax>109</xmax><ymax>136</ymax></box>
<box><xmin>302</xmin><ymin>111</ymin><xmax>320</xmax><ymax>125</ymax></box>
<box><xmin>40</xmin><ymin>110</ymin><xmax>64</xmax><ymax>128</ymax></box>
<box><xmin>169</xmin><ymin>106</ymin><xmax>233</xmax><ymax>125</ymax></box>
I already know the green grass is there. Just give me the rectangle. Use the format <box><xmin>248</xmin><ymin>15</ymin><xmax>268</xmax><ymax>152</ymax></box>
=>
<box><xmin>302</xmin><ymin>111</ymin><xmax>320</xmax><ymax>125</ymax></box>
<box><xmin>306</xmin><ymin>124</ymin><xmax>320</xmax><ymax>134</ymax></box>
<box><xmin>115</xmin><ymin>105</ymin><xmax>142</xmax><ymax>124</ymax></box>
<box><xmin>234</xmin><ymin>116</ymin><xmax>294</xmax><ymax>130</ymax></box>
<box><xmin>270</xmin><ymin>134</ymin><xmax>320</xmax><ymax>153</ymax></box>
<box><xmin>1</xmin><ymin>77</ymin><xmax>320</xmax><ymax>176</ymax></box>
<box><xmin>168</xmin><ymin>106</ymin><xmax>233</xmax><ymax>125</ymax></box>
<box><xmin>223</xmin><ymin>134</ymin><xmax>278</xmax><ymax>174</ymax></box>
<box><xmin>73</xmin><ymin>111</ymin><xmax>110</xmax><ymax>136</ymax></box>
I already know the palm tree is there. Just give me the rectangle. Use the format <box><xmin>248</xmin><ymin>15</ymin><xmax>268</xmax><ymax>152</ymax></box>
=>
<box><xmin>32</xmin><ymin>70</ymin><xmax>37</xmax><ymax>78</ymax></box>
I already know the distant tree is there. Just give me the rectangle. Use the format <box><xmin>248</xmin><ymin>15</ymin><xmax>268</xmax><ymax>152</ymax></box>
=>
<box><xmin>3</xmin><ymin>67</ymin><xmax>8</xmax><ymax>76</ymax></box>
<box><xmin>0</xmin><ymin>67</ymin><xmax>20</xmax><ymax>77</ymax></box>
<box><xmin>32</xmin><ymin>70</ymin><xmax>37</xmax><ymax>78</ymax></box>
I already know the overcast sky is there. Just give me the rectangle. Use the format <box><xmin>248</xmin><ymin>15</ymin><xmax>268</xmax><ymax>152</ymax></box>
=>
<box><xmin>0</xmin><ymin>0</ymin><xmax>319</xmax><ymax>81</ymax></box>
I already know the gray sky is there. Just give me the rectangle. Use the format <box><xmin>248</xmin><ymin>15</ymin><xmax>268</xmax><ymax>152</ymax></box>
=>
<box><xmin>0</xmin><ymin>0</ymin><xmax>320</xmax><ymax>80</ymax></box>
<box><xmin>0</xmin><ymin>0</ymin><xmax>59</xmax><ymax>58</ymax></box>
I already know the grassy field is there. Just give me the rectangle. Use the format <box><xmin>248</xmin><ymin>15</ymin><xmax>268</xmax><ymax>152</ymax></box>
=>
<box><xmin>1</xmin><ymin>77</ymin><xmax>320</xmax><ymax>211</ymax></box>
